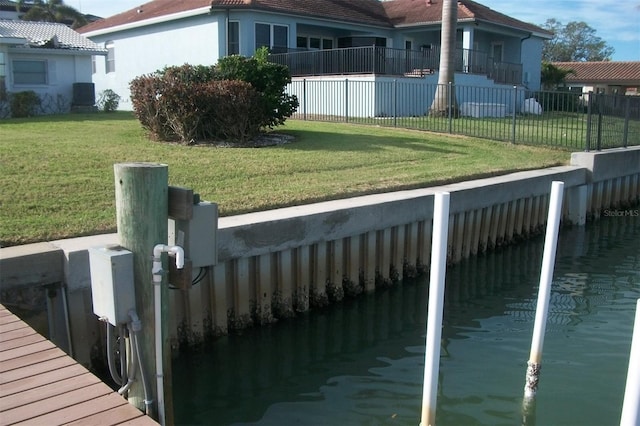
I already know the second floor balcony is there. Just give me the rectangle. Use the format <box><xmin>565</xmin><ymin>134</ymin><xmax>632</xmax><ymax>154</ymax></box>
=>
<box><xmin>268</xmin><ymin>45</ymin><xmax>523</xmax><ymax>86</ymax></box>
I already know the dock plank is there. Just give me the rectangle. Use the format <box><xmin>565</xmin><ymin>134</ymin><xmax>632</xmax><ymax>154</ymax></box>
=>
<box><xmin>0</xmin><ymin>304</ymin><xmax>158</xmax><ymax>426</ymax></box>
<box><xmin>0</xmin><ymin>363</ymin><xmax>89</xmax><ymax>398</ymax></box>
<box><xmin>0</xmin><ymin>372</ymin><xmax>98</xmax><ymax>411</ymax></box>
<box><xmin>0</xmin><ymin>333</ymin><xmax>44</xmax><ymax>351</ymax></box>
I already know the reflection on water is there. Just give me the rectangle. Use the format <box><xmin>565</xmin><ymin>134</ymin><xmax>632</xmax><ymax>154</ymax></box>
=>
<box><xmin>173</xmin><ymin>214</ymin><xmax>640</xmax><ymax>426</ymax></box>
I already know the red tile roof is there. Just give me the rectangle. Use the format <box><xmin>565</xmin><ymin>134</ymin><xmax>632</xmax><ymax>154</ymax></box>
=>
<box><xmin>210</xmin><ymin>0</ymin><xmax>392</xmax><ymax>27</ymax></box>
<box><xmin>383</xmin><ymin>0</ymin><xmax>549</xmax><ymax>35</ymax></box>
<box><xmin>553</xmin><ymin>61</ymin><xmax>640</xmax><ymax>84</ymax></box>
<box><xmin>78</xmin><ymin>0</ymin><xmax>213</xmax><ymax>33</ymax></box>
<box><xmin>78</xmin><ymin>0</ymin><xmax>549</xmax><ymax>37</ymax></box>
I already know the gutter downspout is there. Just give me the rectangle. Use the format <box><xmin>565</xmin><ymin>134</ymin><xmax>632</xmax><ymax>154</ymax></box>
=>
<box><xmin>520</xmin><ymin>32</ymin><xmax>533</xmax><ymax>89</ymax></box>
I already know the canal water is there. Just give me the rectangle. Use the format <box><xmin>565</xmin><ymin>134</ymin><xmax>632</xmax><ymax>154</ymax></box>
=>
<box><xmin>173</xmin><ymin>212</ymin><xmax>640</xmax><ymax>426</ymax></box>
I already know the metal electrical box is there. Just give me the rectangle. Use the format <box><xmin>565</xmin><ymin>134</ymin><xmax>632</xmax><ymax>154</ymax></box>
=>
<box><xmin>168</xmin><ymin>201</ymin><xmax>218</xmax><ymax>267</ymax></box>
<box><xmin>88</xmin><ymin>245</ymin><xmax>136</xmax><ymax>326</ymax></box>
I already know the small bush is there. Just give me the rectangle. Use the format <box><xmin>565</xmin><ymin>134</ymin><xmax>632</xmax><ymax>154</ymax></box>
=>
<box><xmin>130</xmin><ymin>53</ymin><xmax>298</xmax><ymax>145</ymax></box>
<box><xmin>216</xmin><ymin>48</ymin><xmax>298</xmax><ymax>129</ymax></box>
<box><xmin>534</xmin><ymin>90</ymin><xmax>580</xmax><ymax>112</ymax></box>
<box><xmin>10</xmin><ymin>91</ymin><xmax>40</xmax><ymax>118</ymax></box>
<box><xmin>97</xmin><ymin>89</ymin><xmax>121</xmax><ymax>112</ymax></box>
<box><xmin>206</xmin><ymin>80</ymin><xmax>265</xmax><ymax>143</ymax></box>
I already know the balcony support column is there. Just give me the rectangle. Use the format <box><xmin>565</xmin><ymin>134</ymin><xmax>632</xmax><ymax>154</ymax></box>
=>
<box><xmin>462</xmin><ymin>26</ymin><xmax>475</xmax><ymax>73</ymax></box>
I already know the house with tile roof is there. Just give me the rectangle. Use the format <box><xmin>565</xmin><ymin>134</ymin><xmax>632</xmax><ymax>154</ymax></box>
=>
<box><xmin>0</xmin><ymin>19</ymin><xmax>107</xmax><ymax>115</ymax></box>
<box><xmin>78</xmin><ymin>0</ymin><xmax>551</xmax><ymax>111</ymax></box>
<box><xmin>552</xmin><ymin>61</ymin><xmax>640</xmax><ymax>96</ymax></box>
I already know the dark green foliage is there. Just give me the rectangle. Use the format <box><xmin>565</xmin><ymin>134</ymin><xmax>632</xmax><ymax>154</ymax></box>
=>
<box><xmin>10</xmin><ymin>91</ymin><xmax>40</xmax><ymax>117</ymax></box>
<box><xmin>129</xmin><ymin>53</ymin><xmax>298</xmax><ymax>145</ymax></box>
<box><xmin>540</xmin><ymin>62</ymin><xmax>575</xmax><ymax>91</ymax></box>
<box><xmin>97</xmin><ymin>89</ymin><xmax>121</xmax><ymax>112</ymax></box>
<box><xmin>534</xmin><ymin>90</ymin><xmax>581</xmax><ymax>112</ymax></box>
<box><xmin>16</xmin><ymin>0</ymin><xmax>87</xmax><ymax>29</ymax></box>
<box><xmin>216</xmin><ymin>48</ymin><xmax>299</xmax><ymax>129</ymax></box>
<box><xmin>541</xmin><ymin>18</ymin><xmax>614</xmax><ymax>62</ymax></box>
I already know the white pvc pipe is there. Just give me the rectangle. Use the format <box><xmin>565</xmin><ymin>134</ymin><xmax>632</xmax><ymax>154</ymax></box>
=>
<box><xmin>620</xmin><ymin>299</ymin><xmax>640</xmax><ymax>426</ymax></box>
<box><xmin>524</xmin><ymin>181</ymin><xmax>564</xmax><ymax>399</ymax></box>
<box><xmin>152</xmin><ymin>244</ymin><xmax>184</xmax><ymax>426</ymax></box>
<box><xmin>420</xmin><ymin>192</ymin><xmax>450</xmax><ymax>426</ymax></box>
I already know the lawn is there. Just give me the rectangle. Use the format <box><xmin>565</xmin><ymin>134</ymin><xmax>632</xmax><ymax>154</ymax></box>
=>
<box><xmin>0</xmin><ymin>112</ymin><xmax>570</xmax><ymax>247</ymax></box>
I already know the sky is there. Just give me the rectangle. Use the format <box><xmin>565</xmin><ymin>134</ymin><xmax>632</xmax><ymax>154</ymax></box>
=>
<box><xmin>67</xmin><ymin>0</ymin><xmax>639</xmax><ymax>61</ymax></box>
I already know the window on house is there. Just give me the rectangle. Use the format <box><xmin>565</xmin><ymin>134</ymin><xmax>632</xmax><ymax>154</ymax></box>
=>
<box><xmin>255</xmin><ymin>23</ymin><xmax>288</xmax><ymax>52</ymax></box>
<box><xmin>491</xmin><ymin>42</ymin><xmax>503</xmax><ymax>62</ymax></box>
<box><xmin>228</xmin><ymin>21</ymin><xmax>239</xmax><ymax>55</ymax></box>
<box><xmin>0</xmin><ymin>52</ymin><xmax>6</xmax><ymax>100</ymax></box>
<box><xmin>273</xmin><ymin>25</ymin><xmax>288</xmax><ymax>49</ymax></box>
<box><xmin>309</xmin><ymin>37</ymin><xmax>321</xmax><ymax>50</ymax></box>
<box><xmin>405</xmin><ymin>40</ymin><xmax>413</xmax><ymax>50</ymax></box>
<box><xmin>297</xmin><ymin>36</ymin><xmax>334</xmax><ymax>50</ymax></box>
<box><xmin>255</xmin><ymin>23</ymin><xmax>271</xmax><ymax>50</ymax></box>
<box><xmin>91</xmin><ymin>55</ymin><xmax>96</xmax><ymax>74</ymax></box>
<box><xmin>105</xmin><ymin>40</ymin><xmax>115</xmax><ymax>73</ymax></box>
<box><xmin>13</xmin><ymin>60</ymin><xmax>47</xmax><ymax>84</ymax></box>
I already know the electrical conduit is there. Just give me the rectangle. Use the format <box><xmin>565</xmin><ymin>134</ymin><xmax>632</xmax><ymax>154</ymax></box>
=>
<box><xmin>152</xmin><ymin>244</ymin><xmax>184</xmax><ymax>426</ymax></box>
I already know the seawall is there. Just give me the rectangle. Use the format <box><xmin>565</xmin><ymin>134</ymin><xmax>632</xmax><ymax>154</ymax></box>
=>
<box><xmin>1</xmin><ymin>147</ymin><xmax>639</xmax><ymax>367</ymax></box>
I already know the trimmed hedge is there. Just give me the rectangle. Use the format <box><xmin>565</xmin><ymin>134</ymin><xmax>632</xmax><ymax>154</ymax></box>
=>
<box><xmin>130</xmin><ymin>50</ymin><xmax>298</xmax><ymax>144</ymax></box>
<box><xmin>10</xmin><ymin>91</ymin><xmax>40</xmax><ymax>118</ymax></box>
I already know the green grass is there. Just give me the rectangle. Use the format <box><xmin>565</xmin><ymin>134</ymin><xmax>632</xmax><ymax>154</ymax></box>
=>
<box><xmin>0</xmin><ymin>112</ymin><xmax>570</xmax><ymax>246</ymax></box>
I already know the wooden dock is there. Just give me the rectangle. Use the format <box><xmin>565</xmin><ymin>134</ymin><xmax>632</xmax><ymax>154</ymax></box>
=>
<box><xmin>0</xmin><ymin>304</ymin><xmax>158</xmax><ymax>425</ymax></box>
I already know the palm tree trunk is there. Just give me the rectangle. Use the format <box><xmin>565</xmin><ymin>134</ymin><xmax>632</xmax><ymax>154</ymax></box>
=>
<box><xmin>429</xmin><ymin>0</ymin><xmax>459</xmax><ymax>117</ymax></box>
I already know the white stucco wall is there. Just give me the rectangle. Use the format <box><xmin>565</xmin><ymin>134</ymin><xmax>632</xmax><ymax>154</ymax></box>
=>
<box><xmin>88</xmin><ymin>15</ymin><xmax>220</xmax><ymax>110</ymax></box>
<box><xmin>290</xmin><ymin>74</ymin><xmax>530</xmax><ymax>118</ymax></box>
<box><xmin>5</xmin><ymin>50</ymin><xmax>94</xmax><ymax>110</ymax></box>
<box><xmin>521</xmin><ymin>37</ymin><xmax>543</xmax><ymax>91</ymax></box>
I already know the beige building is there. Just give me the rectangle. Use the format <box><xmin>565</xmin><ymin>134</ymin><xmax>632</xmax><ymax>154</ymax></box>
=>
<box><xmin>553</xmin><ymin>61</ymin><xmax>640</xmax><ymax>96</ymax></box>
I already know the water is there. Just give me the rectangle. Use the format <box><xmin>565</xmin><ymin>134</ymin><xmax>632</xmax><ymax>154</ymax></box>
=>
<box><xmin>173</xmin><ymin>214</ymin><xmax>640</xmax><ymax>425</ymax></box>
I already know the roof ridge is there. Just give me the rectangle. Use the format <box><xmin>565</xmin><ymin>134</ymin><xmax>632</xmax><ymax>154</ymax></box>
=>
<box><xmin>79</xmin><ymin>0</ymin><xmax>548</xmax><ymax>36</ymax></box>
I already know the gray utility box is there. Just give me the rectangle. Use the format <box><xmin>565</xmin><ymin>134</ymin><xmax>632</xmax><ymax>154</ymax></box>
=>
<box><xmin>168</xmin><ymin>201</ymin><xmax>218</xmax><ymax>268</ymax></box>
<box><xmin>88</xmin><ymin>245</ymin><xmax>136</xmax><ymax>326</ymax></box>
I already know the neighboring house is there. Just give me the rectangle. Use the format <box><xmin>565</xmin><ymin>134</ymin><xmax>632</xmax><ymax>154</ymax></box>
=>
<box><xmin>0</xmin><ymin>0</ymin><xmax>21</xmax><ymax>20</ymax></box>
<box><xmin>553</xmin><ymin>61</ymin><xmax>640</xmax><ymax>96</ymax></box>
<box><xmin>0</xmin><ymin>0</ymin><xmax>102</xmax><ymax>25</ymax></box>
<box><xmin>79</xmin><ymin>0</ymin><xmax>551</xmax><ymax>111</ymax></box>
<box><xmin>0</xmin><ymin>19</ymin><xmax>107</xmax><ymax>115</ymax></box>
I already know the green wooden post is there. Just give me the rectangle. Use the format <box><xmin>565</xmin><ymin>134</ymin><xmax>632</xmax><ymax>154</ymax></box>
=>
<box><xmin>114</xmin><ymin>163</ymin><xmax>172</xmax><ymax>424</ymax></box>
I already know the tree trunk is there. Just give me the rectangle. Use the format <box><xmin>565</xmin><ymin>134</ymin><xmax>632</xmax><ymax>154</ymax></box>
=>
<box><xmin>429</xmin><ymin>0</ymin><xmax>459</xmax><ymax>117</ymax></box>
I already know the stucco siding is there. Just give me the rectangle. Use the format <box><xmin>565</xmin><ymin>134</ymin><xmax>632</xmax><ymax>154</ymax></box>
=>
<box><xmin>89</xmin><ymin>15</ymin><xmax>220</xmax><ymax>110</ymax></box>
<box><xmin>6</xmin><ymin>51</ymin><xmax>93</xmax><ymax>109</ymax></box>
<box><xmin>521</xmin><ymin>38</ymin><xmax>543</xmax><ymax>90</ymax></box>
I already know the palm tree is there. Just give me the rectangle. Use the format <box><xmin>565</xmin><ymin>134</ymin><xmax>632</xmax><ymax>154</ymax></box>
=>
<box><xmin>429</xmin><ymin>0</ymin><xmax>458</xmax><ymax>117</ymax></box>
<box><xmin>16</xmin><ymin>0</ymin><xmax>87</xmax><ymax>29</ymax></box>
<box><xmin>540</xmin><ymin>62</ymin><xmax>575</xmax><ymax>91</ymax></box>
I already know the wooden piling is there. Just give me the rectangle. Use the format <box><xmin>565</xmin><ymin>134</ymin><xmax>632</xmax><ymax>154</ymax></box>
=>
<box><xmin>114</xmin><ymin>162</ymin><xmax>170</xmax><ymax>423</ymax></box>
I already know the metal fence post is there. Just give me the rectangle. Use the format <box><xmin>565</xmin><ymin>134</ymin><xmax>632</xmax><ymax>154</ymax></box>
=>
<box><xmin>393</xmin><ymin>79</ymin><xmax>398</xmax><ymax>127</ymax></box>
<box><xmin>585</xmin><ymin>91</ymin><xmax>593</xmax><ymax>152</ymax></box>
<box><xmin>596</xmin><ymin>93</ymin><xmax>603</xmax><ymax>151</ymax></box>
<box><xmin>448</xmin><ymin>81</ymin><xmax>453</xmax><ymax>134</ymax></box>
<box><xmin>345</xmin><ymin>79</ymin><xmax>349</xmax><ymax>123</ymax></box>
<box><xmin>303</xmin><ymin>79</ymin><xmax>307</xmax><ymax>121</ymax></box>
<box><xmin>511</xmin><ymin>85</ymin><xmax>517</xmax><ymax>144</ymax></box>
<box><xmin>623</xmin><ymin>96</ymin><xmax>630</xmax><ymax>148</ymax></box>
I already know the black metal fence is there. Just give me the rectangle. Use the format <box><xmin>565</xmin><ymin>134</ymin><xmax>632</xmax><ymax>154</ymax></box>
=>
<box><xmin>286</xmin><ymin>79</ymin><xmax>640</xmax><ymax>151</ymax></box>
<box><xmin>269</xmin><ymin>46</ymin><xmax>523</xmax><ymax>85</ymax></box>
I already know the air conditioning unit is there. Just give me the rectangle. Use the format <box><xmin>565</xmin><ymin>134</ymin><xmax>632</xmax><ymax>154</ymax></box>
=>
<box><xmin>72</xmin><ymin>82</ymin><xmax>95</xmax><ymax>106</ymax></box>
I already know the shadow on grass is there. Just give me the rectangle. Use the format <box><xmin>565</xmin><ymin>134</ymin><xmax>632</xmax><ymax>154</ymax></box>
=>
<box><xmin>279</xmin><ymin>129</ymin><xmax>469</xmax><ymax>155</ymax></box>
<box><xmin>0</xmin><ymin>111</ymin><xmax>137</xmax><ymax>125</ymax></box>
